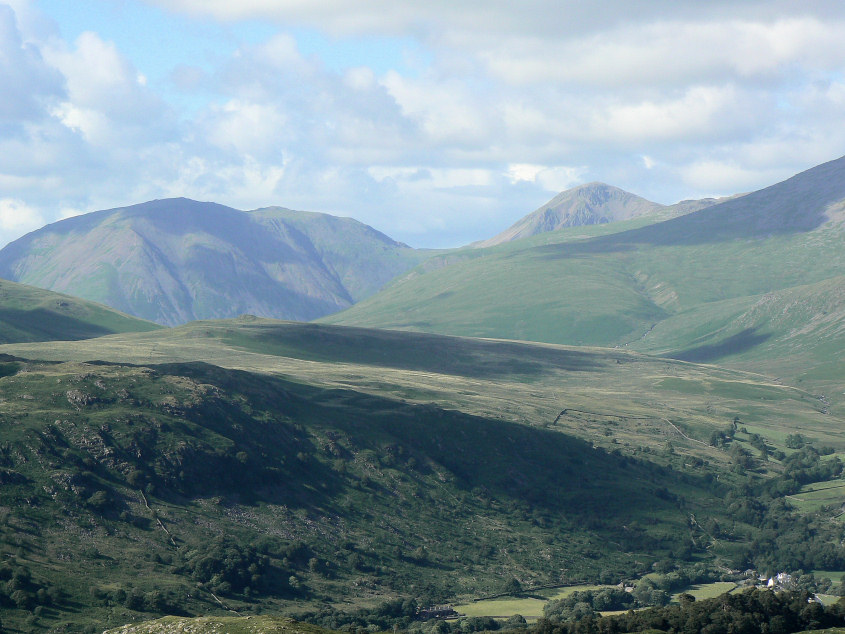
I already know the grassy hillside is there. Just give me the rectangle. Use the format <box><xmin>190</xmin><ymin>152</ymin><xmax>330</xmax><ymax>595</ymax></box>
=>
<box><xmin>322</xmin><ymin>223</ymin><xmax>845</xmax><ymax>352</ymax></box>
<box><xmin>4</xmin><ymin>318</ymin><xmax>840</xmax><ymax>451</ymax></box>
<box><xmin>0</xmin><ymin>355</ymin><xmax>733</xmax><ymax>631</ymax></box>
<box><xmin>321</xmin><ymin>157</ymin><xmax>845</xmax><ymax>389</ymax></box>
<box><xmin>0</xmin><ymin>321</ymin><xmax>843</xmax><ymax>631</ymax></box>
<box><xmin>0</xmin><ymin>278</ymin><xmax>159</xmax><ymax>343</ymax></box>
<box><xmin>632</xmin><ymin>275</ymin><xmax>845</xmax><ymax>377</ymax></box>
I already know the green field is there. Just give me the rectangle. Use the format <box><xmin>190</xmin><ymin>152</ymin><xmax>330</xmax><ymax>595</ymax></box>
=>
<box><xmin>671</xmin><ymin>581</ymin><xmax>737</xmax><ymax>601</ymax></box>
<box><xmin>453</xmin><ymin>585</ymin><xmax>607</xmax><ymax>620</ymax></box>
<box><xmin>455</xmin><ymin>580</ymin><xmax>742</xmax><ymax>621</ymax></box>
<box><xmin>788</xmin><ymin>481</ymin><xmax>845</xmax><ymax>513</ymax></box>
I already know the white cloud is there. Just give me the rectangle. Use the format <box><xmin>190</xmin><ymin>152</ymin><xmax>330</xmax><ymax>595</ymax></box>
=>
<box><xmin>535</xmin><ymin>166</ymin><xmax>585</xmax><ymax>193</ymax></box>
<box><xmin>506</xmin><ymin>163</ymin><xmax>584</xmax><ymax>192</ymax></box>
<box><xmin>0</xmin><ymin>198</ymin><xmax>44</xmax><ymax>243</ymax></box>
<box><xmin>381</xmin><ymin>71</ymin><xmax>493</xmax><ymax>148</ymax></box>
<box><xmin>43</xmin><ymin>31</ymin><xmax>168</xmax><ymax>131</ymax></box>
<box><xmin>3</xmin><ymin>0</ymin><xmax>845</xmax><ymax>248</ymax></box>
<box><xmin>679</xmin><ymin>160</ymin><xmax>790</xmax><ymax>194</ymax></box>
<box><xmin>507</xmin><ymin>163</ymin><xmax>544</xmax><ymax>184</ymax></box>
<box><xmin>596</xmin><ymin>85</ymin><xmax>757</xmax><ymax>143</ymax></box>
<box><xmin>344</xmin><ymin>66</ymin><xmax>376</xmax><ymax>91</ymax></box>
<box><xmin>0</xmin><ymin>3</ymin><xmax>63</xmax><ymax>121</ymax></box>
<box><xmin>204</xmin><ymin>100</ymin><xmax>290</xmax><ymax>159</ymax></box>
<box><xmin>474</xmin><ymin>17</ymin><xmax>845</xmax><ymax>88</ymax></box>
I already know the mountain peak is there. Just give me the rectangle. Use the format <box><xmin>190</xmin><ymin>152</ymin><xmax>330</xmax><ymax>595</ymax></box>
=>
<box><xmin>0</xmin><ymin>199</ymin><xmax>427</xmax><ymax>326</ymax></box>
<box><xmin>476</xmin><ymin>182</ymin><xmax>664</xmax><ymax>247</ymax></box>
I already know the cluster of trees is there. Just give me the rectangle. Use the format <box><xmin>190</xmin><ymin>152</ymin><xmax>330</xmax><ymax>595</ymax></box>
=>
<box><xmin>0</xmin><ymin>564</ymin><xmax>60</xmax><ymax>611</ymax></box>
<box><xmin>176</xmin><ymin>537</ymin><xmax>272</xmax><ymax>596</ymax></box>
<box><xmin>303</xmin><ymin>598</ymin><xmax>531</xmax><ymax>633</ymax></box>
<box><xmin>532</xmin><ymin>589</ymin><xmax>845</xmax><ymax>634</ymax></box>
<box><xmin>303</xmin><ymin>597</ymin><xmax>421</xmax><ymax>631</ymax></box>
<box><xmin>88</xmin><ymin>585</ymin><xmax>178</xmax><ymax>614</ymax></box>
<box><xmin>768</xmin><ymin>445</ymin><xmax>843</xmax><ymax>496</ymax></box>
<box><xmin>543</xmin><ymin>564</ymin><xmax>721</xmax><ymax>622</ymax></box>
<box><xmin>544</xmin><ymin>588</ymin><xmax>638</xmax><ymax>622</ymax></box>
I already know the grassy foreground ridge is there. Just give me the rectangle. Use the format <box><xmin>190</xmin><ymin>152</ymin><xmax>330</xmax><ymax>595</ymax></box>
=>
<box><xmin>0</xmin><ymin>319</ymin><xmax>843</xmax><ymax>631</ymax></box>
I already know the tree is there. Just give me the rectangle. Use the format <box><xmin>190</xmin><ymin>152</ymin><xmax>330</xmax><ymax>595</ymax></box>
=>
<box><xmin>503</xmin><ymin>577</ymin><xmax>522</xmax><ymax>595</ymax></box>
<box><xmin>504</xmin><ymin>614</ymin><xmax>527</xmax><ymax>629</ymax></box>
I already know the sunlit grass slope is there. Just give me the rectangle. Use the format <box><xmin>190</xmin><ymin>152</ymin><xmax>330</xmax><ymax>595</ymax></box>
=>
<box><xmin>0</xmin><ymin>277</ymin><xmax>159</xmax><ymax>342</ymax></box>
<box><xmin>2</xmin><ymin>317</ymin><xmax>839</xmax><ymax>458</ymax></box>
<box><xmin>321</xmin><ymin>157</ymin><xmax>845</xmax><ymax>390</ymax></box>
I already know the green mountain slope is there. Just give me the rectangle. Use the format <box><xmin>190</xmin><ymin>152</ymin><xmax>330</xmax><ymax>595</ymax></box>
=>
<box><xmin>0</xmin><ymin>355</ymin><xmax>722</xmax><ymax>631</ymax></box>
<box><xmin>0</xmin><ymin>320</ymin><xmax>843</xmax><ymax>631</ymax></box>
<box><xmin>0</xmin><ymin>277</ymin><xmax>159</xmax><ymax>342</ymax></box>
<box><xmin>0</xmin><ymin>198</ymin><xmax>430</xmax><ymax>326</ymax></box>
<box><xmin>322</xmin><ymin>156</ymin><xmax>845</xmax><ymax>382</ymax></box>
<box><xmin>621</xmin><ymin>274</ymin><xmax>845</xmax><ymax>395</ymax></box>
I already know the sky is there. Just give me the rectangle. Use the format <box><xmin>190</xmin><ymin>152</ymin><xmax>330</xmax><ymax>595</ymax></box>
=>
<box><xmin>2</xmin><ymin>1</ymin><xmax>845</xmax><ymax>248</ymax></box>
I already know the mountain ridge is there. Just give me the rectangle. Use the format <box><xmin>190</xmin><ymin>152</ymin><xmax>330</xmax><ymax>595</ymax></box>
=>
<box><xmin>323</xmin><ymin>154</ymin><xmax>845</xmax><ymax>380</ymax></box>
<box><xmin>0</xmin><ymin>198</ymin><xmax>431</xmax><ymax>326</ymax></box>
<box><xmin>475</xmin><ymin>182</ymin><xmax>739</xmax><ymax>248</ymax></box>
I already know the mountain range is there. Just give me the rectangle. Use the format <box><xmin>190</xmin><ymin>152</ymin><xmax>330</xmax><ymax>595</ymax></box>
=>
<box><xmin>0</xmin><ymin>182</ymin><xmax>733</xmax><ymax>328</ymax></box>
<box><xmin>0</xmin><ymin>198</ymin><xmax>431</xmax><ymax>326</ymax></box>
<box><xmin>1</xmin><ymin>157</ymin><xmax>844</xmax><ymax>381</ymax></box>
<box><xmin>325</xmin><ymin>155</ymin><xmax>845</xmax><ymax>383</ymax></box>
<box><xmin>0</xmin><ymin>157</ymin><xmax>845</xmax><ymax>631</ymax></box>
<box><xmin>473</xmin><ymin>182</ymin><xmax>733</xmax><ymax>247</ymax></box>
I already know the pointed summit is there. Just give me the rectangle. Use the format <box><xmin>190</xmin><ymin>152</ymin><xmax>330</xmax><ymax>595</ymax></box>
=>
<box><xmin>477</xmin><ymin>183</ymin><xmax>664</xmax><ymax>247</ymax></box>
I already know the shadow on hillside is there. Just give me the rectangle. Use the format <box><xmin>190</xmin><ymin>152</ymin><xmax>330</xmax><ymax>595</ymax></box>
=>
<box><xmin>0</xmin><ymin>307</ymin><xmax>114</xmax><ymax>342</ymax></box>
<box><xmin>221</xmin><ymin>322</ymin><xmax>607</xmax><ymax>378</ymax></box>
<box><xmin>148</xmin><ymin>361</ymin><xmax>717</xmax><ymax>535</ymax></box>
<box><xmin>668</xmin><ymin>328</ymin><xmax>772</xmax><ymax>363</ymax></box>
